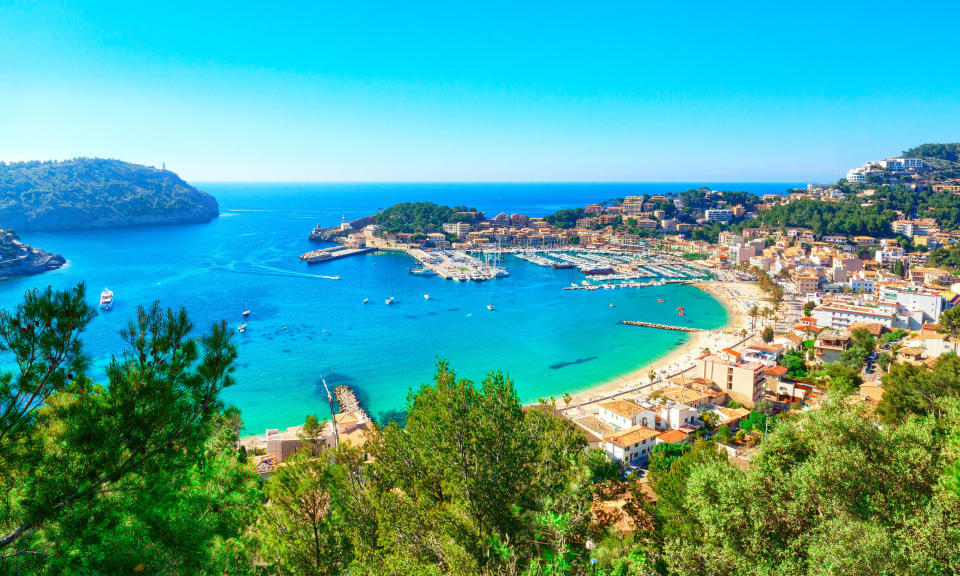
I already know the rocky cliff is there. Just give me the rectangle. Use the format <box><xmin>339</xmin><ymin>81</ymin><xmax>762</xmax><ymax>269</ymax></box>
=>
<box><xmin>0</xmin><ymin>231</ymin><xmax>65</xmax><ymax>279</ymax></box>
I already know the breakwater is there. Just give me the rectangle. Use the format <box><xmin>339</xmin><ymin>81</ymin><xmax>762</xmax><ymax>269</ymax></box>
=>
<box><xmin>334</xmin><ymin>385</ymin><xmax>371</xmax><ymax>422</ymax></box>
<box><xmin>620</xmin><ymin>320</ymin><xmax>706</xmax><ymax>333</ymax></box>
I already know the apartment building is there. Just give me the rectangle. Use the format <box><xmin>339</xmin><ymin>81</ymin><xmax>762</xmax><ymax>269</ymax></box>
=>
<box><xmin>812</xmin><ymin>301</ymin><xmax>897</xmax><ymax>330</ymax></box>
<box><xmin>442</xmin><ymin>222</ymin><xmax>473</xmax><ymax>237</ymax></box>
<box><xmin>704</xmin><ymin>209</ymin><xmax>733</xmax><ymax>223</ymax></box>
<box><xmin>693</xmin><ymin>349</ymin><xmax>766</xmax><ymax>407</ymax></box>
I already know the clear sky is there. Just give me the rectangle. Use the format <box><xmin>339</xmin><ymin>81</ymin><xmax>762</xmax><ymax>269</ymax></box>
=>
<box><xmin>1</xmin><ymin>1</ymin><xmax>958</xmax><ymax>182</ymax></box>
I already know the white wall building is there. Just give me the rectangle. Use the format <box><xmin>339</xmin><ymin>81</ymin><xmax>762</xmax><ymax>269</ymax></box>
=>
<box><xmin>602</xmin><ymin>424</ymin><xmax>660</xmax><ymax>464</ymax></box>
<box><xmin>659</xmin><ymin>403</ymin><xmax>699</xmax><ymax>431</ymax></box>
<box><xmin>597</xmin><ymin>400</ymin><xmax>655</xmax><ymax>430</ymax></box>
<box><xmin>704</xmin><ymin>209</ymin><xmax>734</xmax><ymax>223</ymax></box>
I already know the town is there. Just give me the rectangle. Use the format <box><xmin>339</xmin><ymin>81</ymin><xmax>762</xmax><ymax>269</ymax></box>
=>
<box><xmin>267</xmin><ymin>146</ymin><xmax>960</xmax><ymax>477</ymax></box>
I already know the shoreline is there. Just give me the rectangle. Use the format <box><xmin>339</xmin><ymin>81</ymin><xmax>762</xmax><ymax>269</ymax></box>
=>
<box><xmin>553</xmin><ymin>280</ymin><xmax>764</xmax><ymax>413</ymax></box>
<box><xmin>240</xmin><ymin>279</ymin><xmax>767</xmax><ymax>441</ymax></box>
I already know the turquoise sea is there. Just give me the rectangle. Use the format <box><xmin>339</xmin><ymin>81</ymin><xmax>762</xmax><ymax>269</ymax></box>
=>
<box><xmin>0</xmin><ymin>183</ymin><xmax>800</xmax><ymax>433</ymax></box>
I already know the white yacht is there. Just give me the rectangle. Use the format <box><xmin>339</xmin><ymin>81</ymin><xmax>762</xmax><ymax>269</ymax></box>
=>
<box><xmin>99</xmin><ymin>288</ymin><xmax>113</xmax><ymax>310</ymax></box>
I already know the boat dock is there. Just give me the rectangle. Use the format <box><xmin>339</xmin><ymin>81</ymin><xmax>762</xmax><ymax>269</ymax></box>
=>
<box><xmin>299</xmin><ymin>246</ymin><xmax>375</xmax><ymax>264</ymax></box>
<box><xmin>620</xmin><ymin>320</ymin><xmax>706</xmax><ymax>333</ymax></box>
<box><xmin>405</xmin><ymin>247</ymin><xmax>507</xmax><ymax>281</ymax></box>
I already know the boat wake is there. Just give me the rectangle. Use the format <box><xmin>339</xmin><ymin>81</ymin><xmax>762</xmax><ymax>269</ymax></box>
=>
<box><xmin>214</xmin><ymin>265</ymin><xmax>340</xmax><ymax>280</ymax></box>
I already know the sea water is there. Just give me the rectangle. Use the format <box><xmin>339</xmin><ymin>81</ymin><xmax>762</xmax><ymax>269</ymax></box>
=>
<box><xmin>0</xmin><ymin>182</ymin><xmax>799</xmax><ymax>432</ymax></box>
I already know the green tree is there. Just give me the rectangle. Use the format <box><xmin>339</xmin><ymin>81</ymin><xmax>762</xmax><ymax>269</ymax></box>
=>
<box><xmin>0</xmin><ymin>284</ymin><xmax>258</xmax><ymax>574</ymax></box>
<box><xmin>257</xmin><ymin>445</ymin><xmax>353</xmax><ymax>575</ymax></box>
<box><xmin>803</xmin><ymin>301</ymin><xmax>817</xmax><ymax>316</ymax></box>
<box><xmin>877</xmin><ymin>354</ymin><xmax>960</xmax><ymax>424</ymax></box>
<box><xmin>653</xmin><ymin>399</ymin><xmax>960</xmax><ymax>576</ymax></box>
<box><xmin>939</xmin><ymin>306</ymin><xmax>960</xmax><ymax>337</ymax></box>
<box><xmin>761</xmin><ymin>326</ymin><xmax>774</xmax><ymax>343</ymax></box>
<box><xmin>587</xmin><ymin>448</ymin><xmax>620</xmax><ymax>483</ymax></box>
<box><xmin>353</xmin><ymin>362</ymin><xmax>595</xmax><ymax>574</ymax></box>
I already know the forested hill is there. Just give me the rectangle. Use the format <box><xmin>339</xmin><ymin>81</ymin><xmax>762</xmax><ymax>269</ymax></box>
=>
<box><xmin>0</xmin><ymin>158</ymin><xmax>219</xmax><ymax>231</ymax></box>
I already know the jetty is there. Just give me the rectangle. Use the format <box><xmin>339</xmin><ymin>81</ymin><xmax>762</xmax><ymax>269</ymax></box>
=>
<box><xmin>620</xmin><ymin>320</ymin><xmax>706</xmax><ymax>333</ymax></box>
<box><xmin>333</xmin><ymin>385</ymin><xmax>371</xmax><ymax>423</ymax></box>
<box><xmin>299</xmin><ymin>246</ymin><xmax>374</xmax><ymax>264</ymax></box>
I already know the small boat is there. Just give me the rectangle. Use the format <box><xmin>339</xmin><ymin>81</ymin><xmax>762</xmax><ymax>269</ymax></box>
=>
<box><xmin>487</xmin><ymin>304</ymin><xmax>494</xmax><ymax>311</ymax></box>
<box><xmin>99</xmin><ymin>288</ymin><xmax>114</xmax><ymax>310</ymax></box>
<box><xmin>385</xmin><ymin>297</ymin><xmax>395</xmax><ymax>305</ymax></box>
<box><xmin>409</xmin><ymin>267</ymin><xmax>437</xmax><ymax>276</ymax></box>
<box><xmin>424</xmin><ymin>294</ymin><xmax>431</xmax><ymax>300</ymax></box>
<box><xmin>363</xmin><ymin>298</ymin><xmax>369</xmax><ymax>304</ymax></box>
<box><xmin>658</xmin><ymin>299</ymin><xmax>663</xmax><ymax>303</ymax></box>
<box><xmin>237</xmin><ymin>323</ymin><xmax>247</xmax><ymax>333</ymax></box>
<box><xmin>241</xmin><ymin>309</ymin><xmax>251</xmax><ymax>318</ymax></box>
<box><xmin>609</xmin><ymin>303</ymin><xmax>615</xmax><ymax>308</ymax></box>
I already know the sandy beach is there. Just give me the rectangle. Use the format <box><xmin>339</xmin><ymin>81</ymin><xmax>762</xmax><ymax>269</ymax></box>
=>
<box><xmin>556</xmin><ymin>280</ymin><xmax>770</xmax><ymax>414</ymax></box>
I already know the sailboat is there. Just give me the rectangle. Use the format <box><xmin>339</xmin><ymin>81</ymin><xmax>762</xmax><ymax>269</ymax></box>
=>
<box><xmin>385</xmin><ymin>282</ymin><xmax>395</xmax><ymax>305</ymax></box>
<box><xmin>241</xmin><ymin>302</ymin><xmax>251</xmax><ymax>318</ymax></box>
<box><xmin>423</xmin><ymin>294</ymin><xmax>431</xmax><ymax>300</ymax></box>
<box><xmin>486</xmin><ymin>290</ymin><xmax>494</xmax><ymax>311</ymax></box>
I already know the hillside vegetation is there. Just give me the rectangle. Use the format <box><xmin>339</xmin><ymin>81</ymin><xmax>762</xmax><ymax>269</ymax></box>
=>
<box><xmin>903</xmin><ymin>143</ymin><xmax>960</xmax><ymax>162</ymax></box>
<box><xmin>0</xmin><ymin>158</ymin><xmax>218</xmax><ymax>231</ymax></box>
<box><xmin>375</xmin><ymin>202</ymin><xmax>478</xmax><ymax>234</ymax></box>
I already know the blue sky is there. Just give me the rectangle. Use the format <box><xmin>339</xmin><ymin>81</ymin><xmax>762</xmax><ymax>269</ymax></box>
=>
<box><xmin>1</xmin><ymin>1</ymin><xmax>958</xmax><ymax>182</ymax></box>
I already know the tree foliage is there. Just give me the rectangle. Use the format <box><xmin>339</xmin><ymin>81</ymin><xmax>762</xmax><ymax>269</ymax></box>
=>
<box><xmin>375</xmin><ymin>202</ymin><xmax>477</xmax><ymax>234</ymax></box>
<box><xmin>0</xmin><ymin>284</ymin><xmax>258</xmax><ymax>574</ymax></box>
<box><xmin>0</xmin><ymin>158</ymin><xmax>218</xmax><ymax>231</ymax></box>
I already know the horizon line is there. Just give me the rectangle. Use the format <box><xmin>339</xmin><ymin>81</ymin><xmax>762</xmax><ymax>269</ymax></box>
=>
<box><xmin>192</xmin><ymin>179</ymin><xmax>817</xmax><ymax>185</ymax></box>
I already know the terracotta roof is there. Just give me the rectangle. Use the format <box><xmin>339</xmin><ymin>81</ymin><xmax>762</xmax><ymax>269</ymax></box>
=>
<box><xmin>598</xmin><ymin>400</ymin><xmax>649</xmax><ymax>419</ymax></box>
<box><xmin>718</xmin><ymin>406</ymin><xmax>751</xmax><ymax>422</ymax></box>
<box><xmin>660</xmin><ymin>386</ymin><xmax>711</xmax><ymax>404</ymax></box>
<box><xmin>765</xmin><ymin>365</ymin><xmax>788</xmax><ymax>376</ymax></box>
<box><xmin>656</xmin><ymin>429</ymin><xmax>689</xmax><ymax>444</ymax></box>
<box><xmin>603</xmin><ymin>424</ymin><xmax>660</xmax><ymax>448</ymax></box>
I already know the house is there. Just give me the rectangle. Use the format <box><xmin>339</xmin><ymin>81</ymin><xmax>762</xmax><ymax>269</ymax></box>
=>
<box><xmin>658</xmin><ymin>402</ymin><xmax>699</xmax><ymax>430</ymax></box>
<box><xmin>716</xmin><ymin>406</ymin><xmax>751</xmax><ymax>428</ymax></box>
<box><xmin>597</xmin><ymin>400</ymin><xmax>656</xmax><ymax>430</ymax></box>
<box><xmin>655</xmin><ymin>429</ymin><xmax>690</xmax><ymax>446</ymax></box>
<box><xmin>602</xmin><ymin>425</ymin><xmax>660</xmax><ymax>464</ymax></box>
<box><xmin>897</xmin><ymin>346</ymin><xmax>926</xmax><ymax>365</ymax></box>
<box><xmin>814</xmin><ymin>329</ymin><xmax>851</xmax><ymax>364</ymax></box>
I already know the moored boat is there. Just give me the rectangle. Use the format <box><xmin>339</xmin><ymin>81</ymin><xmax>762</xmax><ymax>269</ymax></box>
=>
<box><xmin>99</xmin><ymin>288</ymin><xmax>113</xmax><ymax>310</ymax></box>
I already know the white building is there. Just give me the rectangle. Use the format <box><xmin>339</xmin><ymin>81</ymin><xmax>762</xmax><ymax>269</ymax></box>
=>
<box><xmin>659</xmin><ymin>403</ymin><xmax>699</xmax><ymax>431</ymax></box>
<box><xmin>442</xmin><ymin>222</ymin><xmax>472</xmax><ymax>237</ymax></box>
<box><xmin>849</xmin><ymin>278</ymin><xmax>874</xmax><ymax>292</ymax></box>
<box><xmin>597</xmin><ymin>400</ymin><xmax>655</xmax><ymax>430</ymax></box>
<box><xmin>812</xmin><ymin>301</ymin><xmax>897</xmax><ymax>330</ymax></box>
<box><xmin>602</xmin><ymin>424</ymin><xmax>660</xmax><ymax>464</ymax></box>
<box><xmin>704</xmin><ymin>209</ymin><xmax>733</xmax><ymax>223</ymax></box>
<box><xmin>846</xmin><ymin>169</ymin><xmax>866</xmax><ymax>183</ymax></box>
